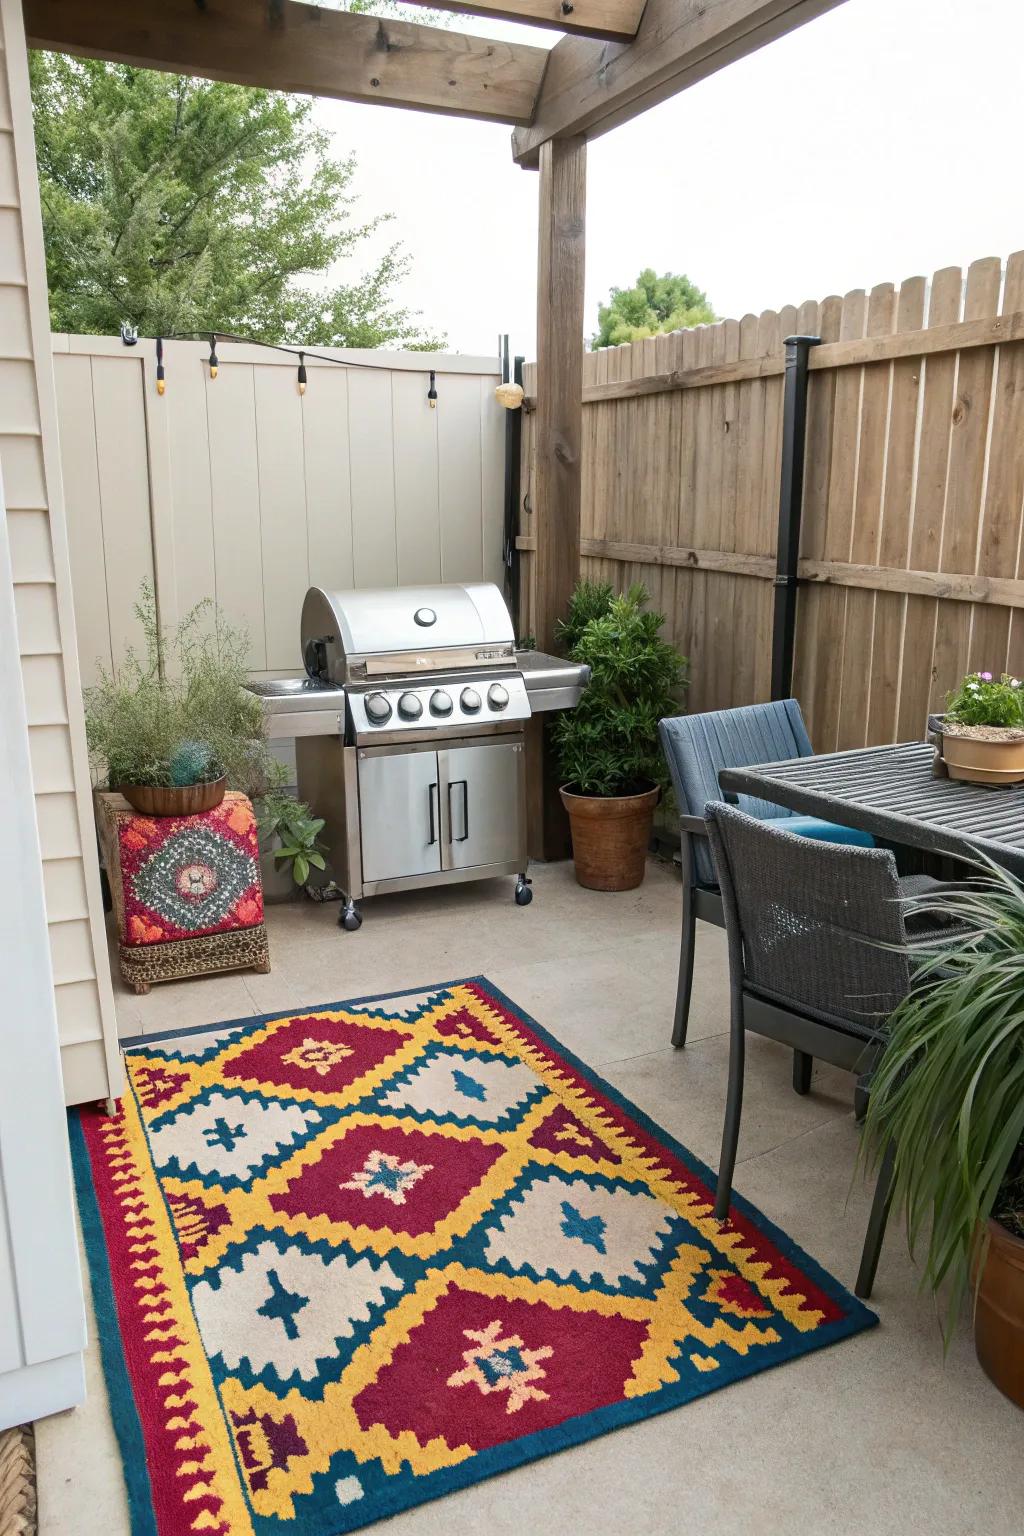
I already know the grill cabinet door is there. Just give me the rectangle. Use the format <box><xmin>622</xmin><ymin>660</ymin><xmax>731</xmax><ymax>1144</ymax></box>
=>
<box><xmin>438</xmin><ymin>740</ymin><xmax>525</xmax><ymax>872</ymax></box>
<box><xmin>358</xmin><ymin>747</ymin><xmax>441</xmax><ymax>883</ymax></box>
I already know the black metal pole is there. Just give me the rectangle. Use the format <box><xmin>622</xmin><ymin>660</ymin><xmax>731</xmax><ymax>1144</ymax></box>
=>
<box><xmin>771</xmin><ymin>334</ymin><xmax>821</xmax><ymax>700</ymax></box>
<box><xmin>502</xmin><ymin>349</ymin><xmax>525</xmax><ymax>626</ymax></box>
<box><xmin>510</xmin><ymin>356</ymin><xmax>524</xmax><ymax>627</ymax></box>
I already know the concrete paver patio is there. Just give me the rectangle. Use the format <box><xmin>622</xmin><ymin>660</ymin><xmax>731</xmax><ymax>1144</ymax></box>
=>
<box><xmin>36</xmin><ymin>858</ymin><xmax>1024</xmax><ymax>1536</ymax></box>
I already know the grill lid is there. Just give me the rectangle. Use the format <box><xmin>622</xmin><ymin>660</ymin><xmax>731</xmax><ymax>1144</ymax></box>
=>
<box><xmin>302</xmin><ymin>583</ymin><xmax>515</xmax><ymax>684</ymax></box>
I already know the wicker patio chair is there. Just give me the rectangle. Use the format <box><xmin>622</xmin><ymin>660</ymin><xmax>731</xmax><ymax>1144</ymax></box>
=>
<box><xmin>702</xmin><ymin>801</ymin><xmax>925</xmax><ymax>1299</ymax></box>
<box><xmin>658</xmin><ymin>700</ymin><xmax>873</xmax><ymax>1061</ymax></box>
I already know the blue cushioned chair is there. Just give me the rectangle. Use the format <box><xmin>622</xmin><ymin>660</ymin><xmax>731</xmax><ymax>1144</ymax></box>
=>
<box><xmin>658</xmin><ymin>699</ymin><xmax>874</xmax><ymax>1073</ymax></box>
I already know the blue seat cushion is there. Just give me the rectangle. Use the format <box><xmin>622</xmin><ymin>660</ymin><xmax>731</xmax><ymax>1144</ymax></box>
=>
<box><xmin>780</xmin><ymin>814</ymin><xmax>874</xmax><ymax>849</ymax></box>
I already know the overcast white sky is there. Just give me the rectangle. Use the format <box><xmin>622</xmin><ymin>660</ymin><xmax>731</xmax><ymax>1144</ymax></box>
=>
<box><xmin>313</xmin><ymin>0</ymin><xmax>1024</xmax><ymax>358</ymax></box>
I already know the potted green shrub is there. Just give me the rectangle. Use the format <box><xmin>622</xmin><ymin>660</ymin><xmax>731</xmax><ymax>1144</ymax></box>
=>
<box><xmin>939</xmin><ymin>670</ymin><xmax>1024</xmax><ymax>785</ymax></box>
<box><xmin>552</xmin><ymin>581</ymin><xmax>687</xmax><ymax>891</ymax></box>
<box><xmin>862</xmin><ymin>865</ymin><xmax>1024</xmax><ymax>1407</ymax></box>
<box><xmin>86</xmin><ymin>585</ymin><xmax>327</xmax><ymax>886</ymax></box>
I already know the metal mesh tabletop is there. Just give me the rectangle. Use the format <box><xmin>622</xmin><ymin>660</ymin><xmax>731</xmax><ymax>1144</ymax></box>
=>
<box><xmin>718</xmin><ymin>741</ymin><xmax>1024</xmax><ymax>876</ymax></box>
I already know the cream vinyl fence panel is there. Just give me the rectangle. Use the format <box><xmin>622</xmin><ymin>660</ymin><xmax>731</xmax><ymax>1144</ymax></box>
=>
<box><xmin>52</xmin><ymin>335</ymin><xmax>507</xmax><ymax>684</ymax></box>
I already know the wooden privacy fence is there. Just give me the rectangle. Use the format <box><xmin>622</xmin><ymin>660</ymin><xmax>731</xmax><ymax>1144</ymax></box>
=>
<box><xmin>52</xmin><ymin>335</ymin><xmax>506</xmax><ymax>687</ymax></box>
<box><xmin>518</xmin><ymin>250</ymin><xmax>1024</xmax><ymax>752</ymax></box>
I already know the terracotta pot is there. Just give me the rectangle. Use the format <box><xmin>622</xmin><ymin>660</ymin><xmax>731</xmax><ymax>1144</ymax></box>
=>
<box><xmin>119</xmin><ymin>776</ymin><xmax>227</xmax><ymax>816</ymax></box>
<box><xmin>560</xmin><ymin>783</ymin><xmax>659</xmax><ymax>892</ymax></box>
<box><xmin>941</xmin><ymin>730</ymin><xmax>1024</xmax><ymax>786</ymax></box>
<box><xmin>975</xmin><ymin>1218</ymin><xmax>1024</xmax><ymax>1410</ymax></box>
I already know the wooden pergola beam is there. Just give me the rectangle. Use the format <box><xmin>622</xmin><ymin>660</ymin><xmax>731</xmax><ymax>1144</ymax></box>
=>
<box><xmin>512</xmin><ymin>0</ymin><xmax>847</xmax><ymax>165</ymax></box>
<box><xmin>23</xmin><ymin>0</ymin><xmax>549</xmax><ymax>126</ymax></box>
<box><xmin>399</xmin><ymin>0</ymin><xmax>646</xmax><ymax>43</ymax></box>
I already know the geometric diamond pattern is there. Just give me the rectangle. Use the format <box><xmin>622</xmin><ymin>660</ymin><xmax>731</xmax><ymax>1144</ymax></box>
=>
<box><xmin>134</xmin><ymin>824</ymin><xmax>258</xmax><ymax>929</ymax></box>
<box><xmin>191</xmin><ymin>1229</ymin><xmax>404</xmax><ymax>1387</ymax></box>
<box><xmin>369</xmin><ymin>1042</ymin><xmax>546</xmax><ymax>1129</ymax></box>
<box><xmin>269</xmin><ymin>1120</ymin><xmax>505</xmax><ymax>1242</ymax></box>
<box><xmin>111</xmin><ymin>792</ymin><xmax>264</xmax><ymax>945</ymax></box>
<box><xmin>478</xmin><ymin>1165</ymin><xmax>683</xmax><ymax>1294</ymax></box>
<box><xmin>147</xmin><ymin>1085</ymin><xmax>328</xmax><ymax>1190</ymax></box>
<box><xmin>223</xmin><ymin>1013</ymin><xmax>413</xmax><ymax>1098</ymax></box>
<box><xmin>74</xmin><ymin>979</ymin><xmax>877</xmax><ymax>1536</ymax></box>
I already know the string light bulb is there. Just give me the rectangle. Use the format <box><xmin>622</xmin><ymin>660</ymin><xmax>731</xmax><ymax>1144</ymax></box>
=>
<box><xmin>427</xmin><ymin>369</ymin><xmax>437</xmax><ymax>409</ymax></box>
<box><xmin>156</xmin><ymin>336</ymin><xmax>165</xmax><ymax>396</ymax></box>
<box><xmin>297</xmin><ymin>352</ymin><xmax>307</xmax><ymax>395</ymax></box>
<box><xmin>208</xmin><ymin>333</ymin><xmax>219</xmax><ymax>380</ymax></box>
<box><xmin>495</xmin><ymin>381</ymin><xmax>524</xmax><ymax>410</ymax></box>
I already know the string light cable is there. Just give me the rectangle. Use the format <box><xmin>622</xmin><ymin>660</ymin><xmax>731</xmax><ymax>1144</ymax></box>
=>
<box><xmin>129</xmin><ymin>327</ymin><xmax>459</xmax><ymax>405</ymax></box>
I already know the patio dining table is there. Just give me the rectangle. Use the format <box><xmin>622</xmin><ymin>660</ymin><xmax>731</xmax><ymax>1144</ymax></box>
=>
<box><xmin>718</xmin><ymin>740</ymin><xmax>1024</xmax><ymax>878</ymax></box>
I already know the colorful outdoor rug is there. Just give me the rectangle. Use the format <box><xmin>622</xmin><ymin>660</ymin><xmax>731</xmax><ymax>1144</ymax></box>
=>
<box><xmin>72</xmin><ymin>979</ymin><xmax>876</xmax><ymax>1536</ymax></box>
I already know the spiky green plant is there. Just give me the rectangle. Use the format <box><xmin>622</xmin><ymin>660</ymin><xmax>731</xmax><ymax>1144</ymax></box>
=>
<box><xmin>554</xmin><ymin>580</ymin><xmax>615</xmax><ymax>654</ymax></box>
<box><xmin>861</xmin><ymin>861</ymin><xmax>1024</xmax><ymax>1342</ymax></box>
<box><xmin>551</xmin><ymin>582</ymin><xmax>687</xmax><ymax>797</ymax></box>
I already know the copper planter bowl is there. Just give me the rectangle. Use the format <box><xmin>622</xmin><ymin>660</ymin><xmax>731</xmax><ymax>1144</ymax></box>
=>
<box><xmin>975</xmin><ymin>1217</ymin><xmax>1024</xmax><ymax>1410</ymax></box>
<box><xmin>119</xmin><ymin>776</ymin><xmax>227</xmax><ymax>817</ymax></box>
<box><xmin>560</xmin><ymin>783</ymin><xmax>659</xmax><ymax>892</ymax></box>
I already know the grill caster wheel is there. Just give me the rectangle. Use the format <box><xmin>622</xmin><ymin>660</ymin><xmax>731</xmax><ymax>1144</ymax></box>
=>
<box><xmin>339</xmin><ymin>902</ymin><xmax>363</xmax><ymax>932</ymax></box>
<box><xmin>514</xmin><ymin>877</ymin><xmax>532</xmax><ymax>907</ymax></box>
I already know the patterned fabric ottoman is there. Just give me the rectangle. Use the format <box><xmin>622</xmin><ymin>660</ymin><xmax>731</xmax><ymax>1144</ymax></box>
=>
<box><xmin>95</xmin><ymin>790</ymin><xmax>270</xmax><ymax>994</ymax></box>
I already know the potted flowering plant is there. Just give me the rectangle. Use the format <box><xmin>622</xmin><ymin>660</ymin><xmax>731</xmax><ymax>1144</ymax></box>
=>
<box><xmin>939</xmin><ymin>670</ymin><xmax>1024</xmax><ymax>785</ymax></box>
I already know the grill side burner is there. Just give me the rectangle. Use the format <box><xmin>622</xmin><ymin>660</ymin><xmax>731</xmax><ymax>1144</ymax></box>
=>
<box><xmin>249</xmin><ymin>582</ymin><xmax>588</xmax><ymax>929</ymax></box>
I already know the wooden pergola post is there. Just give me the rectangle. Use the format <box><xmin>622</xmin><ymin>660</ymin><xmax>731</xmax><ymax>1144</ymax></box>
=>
<box><xmin>525</xmin><ymin>136</ymin><xmax>586</xmax><ymax>859</ymax></box>
<box><xmin>533</xmin><ymin>135</ymin><xmax>586</xmax><ymax>652</ymax></box>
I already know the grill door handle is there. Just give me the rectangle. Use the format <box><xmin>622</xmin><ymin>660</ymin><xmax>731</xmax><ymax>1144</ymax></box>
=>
<box><xmin>447</xmin><ymin>779</ymin><xmax>469</xmax><ymax>842</ymax></box>
<box><xmin>428</xmin><ymin>782</ymin><xmax>439</xmax><ymax>845</ymax></box>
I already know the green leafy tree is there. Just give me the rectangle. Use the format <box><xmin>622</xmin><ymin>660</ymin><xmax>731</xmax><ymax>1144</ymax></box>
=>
<box><xmin>29</xmin><ymin>52</ymin><xmax>444</xmax><ymax>347</ymax></box>
<box><xmin>592</xmin><ymin>268</ymin><xmax>715</xmax><ymax>349</ymax></box>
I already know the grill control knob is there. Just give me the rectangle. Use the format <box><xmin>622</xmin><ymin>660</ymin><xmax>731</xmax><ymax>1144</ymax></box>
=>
<box><xmin>430</xmin><ymin>689</ymin><xmax>454</xmax><ymax>717</ymax></box>
<box><xmin>398</xmin><ymin>692</ymin><xmax>423</xmax><ymax>720</ymax></box>
<box><xmin>460</xmin><ymin>687</ymin><xmax>482</xmax><ymax>714</ymax></box>
<box><xmin>364</xmin><ymin>691</ymin><xmax>392</xmax><ymax>725</ymax></box>
<box><xmin>487</xmin><ymin>683</ymin><xmax>510</xmax><ymax>711</ymax></box>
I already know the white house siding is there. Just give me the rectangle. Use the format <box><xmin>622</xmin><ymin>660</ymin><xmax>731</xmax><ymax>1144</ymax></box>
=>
<box><xmin>0</xmin><ymin>0</ymin><xmax>120</xmax><ymax>1107</ymax></box>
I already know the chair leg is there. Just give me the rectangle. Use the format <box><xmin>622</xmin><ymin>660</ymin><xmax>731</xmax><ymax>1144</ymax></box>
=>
<box><xmin>715</xmin><ymin>985</ymin><xmax>745</xmax><ymax>1220</ymax></box>
<box><xmin>671</xmin><ymin>881</ymin><xmax>697</xmax><ymax>1048</ymax></box>
<box><xmin>792</xmin><ymin>1049</ymin><xmax>813</xmax><ymax>1095</ymax></box>
<box><xmin>853</xmin><ymin>1074</ymin><xmax>870</xmax><ymax>1124</ymax></box>
<box><xmin>855</xmin><ymin>1141</ymin><xmax>895</xmax><ymax>1299</ymax></box>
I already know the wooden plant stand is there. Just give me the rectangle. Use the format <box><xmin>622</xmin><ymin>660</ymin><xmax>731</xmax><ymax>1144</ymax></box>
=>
<box><xmin>95</xmin><ymin>789</ymin><xmax>271</xmax><ymax>993</ymax></box>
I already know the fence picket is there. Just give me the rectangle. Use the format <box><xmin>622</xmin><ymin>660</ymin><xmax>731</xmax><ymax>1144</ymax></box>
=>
<box><xmin>867</xmin><ymin>274</ymin><xmax>926</xmax><ymax>745</ymax></box>
<box><xmin>972</xmin><ymin>251</ymin><xmax>1024</xmax><ymax>679</ymax></box>
<box><xmin>835</xmin><ymin>282</ymin><xmax>897</xmax><ymax>750</ymax></box>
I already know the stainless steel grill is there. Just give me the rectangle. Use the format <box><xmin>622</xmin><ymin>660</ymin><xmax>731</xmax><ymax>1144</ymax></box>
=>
<box><xmin>248</xmin><ymin>582</ymin><xmax>588</xmax><ymax>929</ymax></box>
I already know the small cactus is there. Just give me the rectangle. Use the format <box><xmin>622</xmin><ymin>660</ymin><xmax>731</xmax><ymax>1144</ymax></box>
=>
<box><xmin>169</xmin><ymin>738</ymin><xmax>215</xmax><ymax>786</ymax></box>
